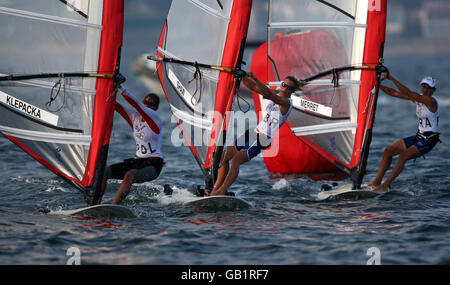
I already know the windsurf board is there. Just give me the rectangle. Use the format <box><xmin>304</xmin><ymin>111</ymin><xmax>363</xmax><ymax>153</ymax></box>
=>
<box><xmin>317</xmin><ymin>184</ymin><xmax>382</xmax><ymax>201</ymax></box>
<box><xmin>50</xmin><ymin>204</ymin><xmax>136</xmax><ymax>219</ymax></box>
<box><xmin>184</xmin><ymin>195</ymin><xmax>252</xmax><ymax>211</ymax></box>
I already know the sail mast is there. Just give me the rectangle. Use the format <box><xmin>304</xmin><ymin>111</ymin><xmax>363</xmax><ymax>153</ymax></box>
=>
<box><xmin>350</xmin><ymin>1</ymin><xmax>387</xmax><ymax>188</ymax></box>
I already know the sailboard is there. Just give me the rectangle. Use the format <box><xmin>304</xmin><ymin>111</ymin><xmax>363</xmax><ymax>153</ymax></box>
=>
<box><xmin>316</xmin><ymin>183</ymin><xmax>381</xmax><ymax>201</ymax></box>
<box><xmin>51</xmin><ymin>204</ymin><xmax>136</xmax><ymax>219</ymax></box>
<box><xmin>0</xmin><ymin>1</ymin><xmax>124</xmax><ymax>206</ymax></box>
<box><xmin>184</xmin><ymin>196</ymin><xmax>252</xmax><ymax>211</ymax></box>
<box><xmin>250</xmin><ymin>0</ymin><xmax>387</xmax><ymax>189</ymax></box>
<box><xmin>152</xmin><ymin>0</ymin><xmax>253</xmax><ymax>204</ymax></box>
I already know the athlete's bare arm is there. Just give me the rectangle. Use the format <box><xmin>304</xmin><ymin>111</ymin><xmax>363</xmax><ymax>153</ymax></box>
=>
<box><xmin>243</xmin><ymin>73</ymin><xmax>291</xmax><ymax>108</ymax></box>
<box><xmin>380</xmin><ymin>85</ymin><xmax>411</xmax><ymax>101</ymax></box>
<box><xmin>388</xmin><ymin>75</ymin><xmax>438</xmax><ymax>112</ymax></box>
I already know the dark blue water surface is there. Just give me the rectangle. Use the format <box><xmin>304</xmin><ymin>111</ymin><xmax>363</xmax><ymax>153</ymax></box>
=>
<box><xmin>0</xmin><ymin>20</ymin><xmax>449</xmax><ymax>265</ymax></box>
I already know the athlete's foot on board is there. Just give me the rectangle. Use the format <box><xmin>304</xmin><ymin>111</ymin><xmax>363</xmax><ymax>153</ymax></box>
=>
<box><xmin>364</xmin><ymin>183</ymin><xmax>379</xmax><ymax>191</ymax></box>
<box><xmin>209</xmin><ymin>189</ymin><xmax>223</xmax><ymax>196</ymax></box>
<box><xmin>374</xmin><ymin>184</ymin><xmax>389</xmax><ymax>193</ymax></box>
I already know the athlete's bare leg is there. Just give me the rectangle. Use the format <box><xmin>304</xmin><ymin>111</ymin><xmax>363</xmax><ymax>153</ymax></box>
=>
<box><xmin>113</xmin><ymin>172</ymin><xmax>134</xmax><ymax>204</ymax></box>
<box><xmin>210</xmin><ymin>150</ymin><xmax>249</xmax><ymax>196</ymax></box>
<box><xmin>368</xmin><ymin>139</ymin><xmax>407</xmax><ymax>188</ymax></box>
<box><xmin>374</xmin><ymin>146</ymin><xmax>421</xmax><ymax>193</ymax></box>
<box><xmin>206</xmin><ymin>145</ymin><xmax>237</xmax><ymax>195</ymax></box>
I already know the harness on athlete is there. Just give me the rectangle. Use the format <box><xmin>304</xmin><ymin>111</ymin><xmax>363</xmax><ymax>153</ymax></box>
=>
<box><xmin>414</xmin><ymin>131</ymin><xmax>441</xmax><ymax>161</ymax></box>
<box><xmin>416</xmin><ymin>131</ymin><xmax>441</xmax><ymax>144</ymax></box>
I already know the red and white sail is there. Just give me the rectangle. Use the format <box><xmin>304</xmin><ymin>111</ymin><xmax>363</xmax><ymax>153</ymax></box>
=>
<box><xmin>0</xmin><ymin>1</ymin><xmax>124</xmax><ymax>204</ymax></box>
<box><xmin>251</xmin><ymin>0</ymin><xmax>387</xmax><ymax>187</ymax></box>
<box><xmin>156</xmin><ymin>0</ymin><xmax>252</xmax><ymax>188</ymax></box>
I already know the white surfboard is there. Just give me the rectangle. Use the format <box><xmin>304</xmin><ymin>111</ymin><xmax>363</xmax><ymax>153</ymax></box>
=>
<box><xmin>317</xmin><ymin>184</ymin><xmax>382</xmax><ymax>201</ymax></box>
<box><xmin>184</xmin><ymin>195</ymin><xmax>252</xmax><ymax>211</ymax></box>
<box><xmin>50</xmin><ymin>204</ymin><xmax>136</xmax><ymax>219</ymax></box>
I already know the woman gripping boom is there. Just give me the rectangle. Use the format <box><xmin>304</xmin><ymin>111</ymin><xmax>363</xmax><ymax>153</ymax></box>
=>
<box><xmin>367</xmin><ymin>75</ymin><xmax>440</xmax><ymax>193</ymax></box>
<box><xmin>208</xmin><ymin>73</ymin><xmax>299</xmax><ymax>196</ymax></box>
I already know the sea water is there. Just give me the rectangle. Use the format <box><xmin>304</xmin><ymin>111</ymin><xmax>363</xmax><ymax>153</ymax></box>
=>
<box><xmin>0</xmin><ymin>18</ymin><xmax>449</xmax><ymax>266</ymax></box>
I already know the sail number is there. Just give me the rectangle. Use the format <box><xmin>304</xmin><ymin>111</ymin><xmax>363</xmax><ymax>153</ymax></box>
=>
<box><xmin>168</xmin><ymin>68</ymin><xmax>197</xmax><ymax>106</ymax></box>
<box><xmin>176</xmin><ymin>81</ymin><xmax>185</xmax><ymax>96</ymax></box>
<box><xmin>263</xmin><ymin>113</ymin><xmax>279</xmax><ymax>126</ymax></box>
<box><xmin>137</xmin><ymin>142</ymin><xmax>156</xmax><ymax>155</ymax></box>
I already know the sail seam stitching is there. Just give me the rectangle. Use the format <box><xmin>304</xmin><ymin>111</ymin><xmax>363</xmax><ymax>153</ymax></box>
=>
<box><xmin>269</xmin><ymin>22</ymin><xmax>366</xmax><ymax>28</ymax></box>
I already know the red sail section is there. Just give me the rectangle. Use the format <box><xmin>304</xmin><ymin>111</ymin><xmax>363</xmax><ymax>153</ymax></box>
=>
<box><xmin>351</xmin><ymin>0</ymin><xmax>387</xmax><ymax>170</ymax></box>
<box><xmin>204</xmin><ymin>0</ymin><xmax>253</xmax><ymax>169</ymax></box>
<box><xmin>82</xmin><ymin>1</ymin><xmax>124</xmax><ymax>187</ymax></box>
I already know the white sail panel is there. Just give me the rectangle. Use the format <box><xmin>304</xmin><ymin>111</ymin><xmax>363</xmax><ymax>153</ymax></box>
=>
<box><xmin>265</xmin><ymin>0</ymin><xmax>369</xmax><ymax>165</ymax></box>
<box><xmin>0</xmin><ymin>1</ymin><xmax>124</xmax><ymax>202</ymax></box>
<box><xmin>158</xmin><ymin>0</ymin><xmax>234</xmax><ymax>168</ymax></box>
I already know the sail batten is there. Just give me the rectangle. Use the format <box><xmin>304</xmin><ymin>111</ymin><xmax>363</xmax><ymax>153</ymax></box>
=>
<box><xmin>291</xmin><ymin>122</ymin><xmax>357</xmax><ymax>136</ymax></box>
<box><xmin>269</xmin><ymin>22</ymin><xmax>366</xmax><ymax>28</ymax></box>
<box><xmin>0</xmin><ymin>6</ymin><xmax>102</xmax><ymax>29</ymax></box>
<box><xmin>0</xmin><ymin>126</ymin><xmax>91</xmax><ymax>145</ymax></box>
<box><xmin>188</xmin><ymin>0</ymin><xmax>231</xmax><ymax>20</ymax></box>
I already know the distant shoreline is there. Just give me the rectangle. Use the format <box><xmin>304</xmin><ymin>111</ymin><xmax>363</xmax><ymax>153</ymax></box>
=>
<box><xmin>384</xmin><ymin>37</ymin><xmax>450</xmax><ymax>56</ymax></box>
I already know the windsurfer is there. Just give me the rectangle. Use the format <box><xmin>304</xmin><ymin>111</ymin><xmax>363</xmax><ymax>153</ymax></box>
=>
<box><xmin>208</xmin><ymin>73</ymin><xmax>298</xmax><ymax>196</ymax></box>
<box><xmin>98</xmin><ymin>85</ymin><xmax>164</xmax><ymax>204</ymax></box>
<box><xmin>367</xmin><ymin>75</ymin><xmax>440</xmax><ymax>193</ymax></box>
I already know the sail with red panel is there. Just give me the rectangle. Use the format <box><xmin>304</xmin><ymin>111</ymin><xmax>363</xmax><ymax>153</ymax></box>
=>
<box><xmin>0</xmin><ymin>1</ymin><xmax>124</xmax><ymax>205</ymax></box>
<box><xmin>251</xmin><ymin>0</ymin><xmax>387</xmax><ymax>188</ymax></box>
<box><xmin>153</xmin><ymin>0</ymin><xmax>252</xmax><ymax>189</ymax></box>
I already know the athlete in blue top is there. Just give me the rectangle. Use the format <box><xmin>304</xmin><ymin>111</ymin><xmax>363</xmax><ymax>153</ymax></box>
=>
<box><xmin>208</xmin><ymin>73</ymin><xmax>298</xmax><ymax>196</ymax></box>
<box><xmin>367</xmin><ymin>75</ymin><xmax>440</xmax><ymax>193</ymax></box>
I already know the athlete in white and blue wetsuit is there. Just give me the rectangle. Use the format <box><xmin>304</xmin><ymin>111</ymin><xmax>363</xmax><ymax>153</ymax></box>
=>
<box><xmin>367</xmin><ymin>75</ymin><xmax>440</xmax><ymax>193</ymax></box>
<box><xmin>208</xmin><ymin>73</ymin><xmax>298</xmax><ymax>196</ymax></box>
<box><xmin>99</xmin><ymin>86</ymin><xmax>164</xmax><ymax>204</ymax></box>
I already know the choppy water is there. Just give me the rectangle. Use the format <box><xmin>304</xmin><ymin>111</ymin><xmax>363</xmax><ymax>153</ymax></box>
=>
<box><xmin>0</xmin><ymin>18</ymin><xmax>449</xmax><ymax>265</ymax></box>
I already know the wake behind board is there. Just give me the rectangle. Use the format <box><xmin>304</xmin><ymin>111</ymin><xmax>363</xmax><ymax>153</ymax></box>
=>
<box><xmin>184</xmin><ymin>196</ymin><xmax>252</xmax><ymax>211</ymax></box>
<box><xmin>51</xmin><ymin>204</ymin><xmax>136</xmax><ymax>219</ymax></box>
<box><xmin>317</xmin><ymin>184</ymin><xmax>381</xmax><ymax>201</ymax></box>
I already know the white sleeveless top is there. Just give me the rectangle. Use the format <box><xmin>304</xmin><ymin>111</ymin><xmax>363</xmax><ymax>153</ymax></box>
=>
<box><xmin>119</xmin><ymin>89</ymin><xmax>163</xmax><ymax>159</ymax></box>
<box><xmin>255</xmin><ymin>97</ymin><xmax>293</xmax><ymax>138</ymax></box>
<box><xmin>416</xmin><ymin>95</ymin><xmax>439</xmax><ymax>133</ymax></box>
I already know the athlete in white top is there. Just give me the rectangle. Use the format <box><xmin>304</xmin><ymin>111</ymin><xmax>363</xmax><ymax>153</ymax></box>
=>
<box><xmin>208</xmin><ymin>73</ymin><xmax>297</xmax><ymax>196</ymax></box>
<box><xmin>256</xmin><ymin>97</ymin><xmax>293</xmax><ymax>139</ymax></box>
<box><xmin>367</xmin><ymin>74</ymin><xmax>440</xmax><ymax>193</ymax></box>
<box><xmin>416</xmin><ymin>95</ymin><xmax>439</xmax><ymax>134</ymax></box>
<box><xmin>99</xmin><ymin>85</ymin><xmax>164</xmax><ymax>204</ymax></box>
<box><xmin>117</xmin><ymin>87</ymin><xmax>163</xmax><ymax>159</ymax></box>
